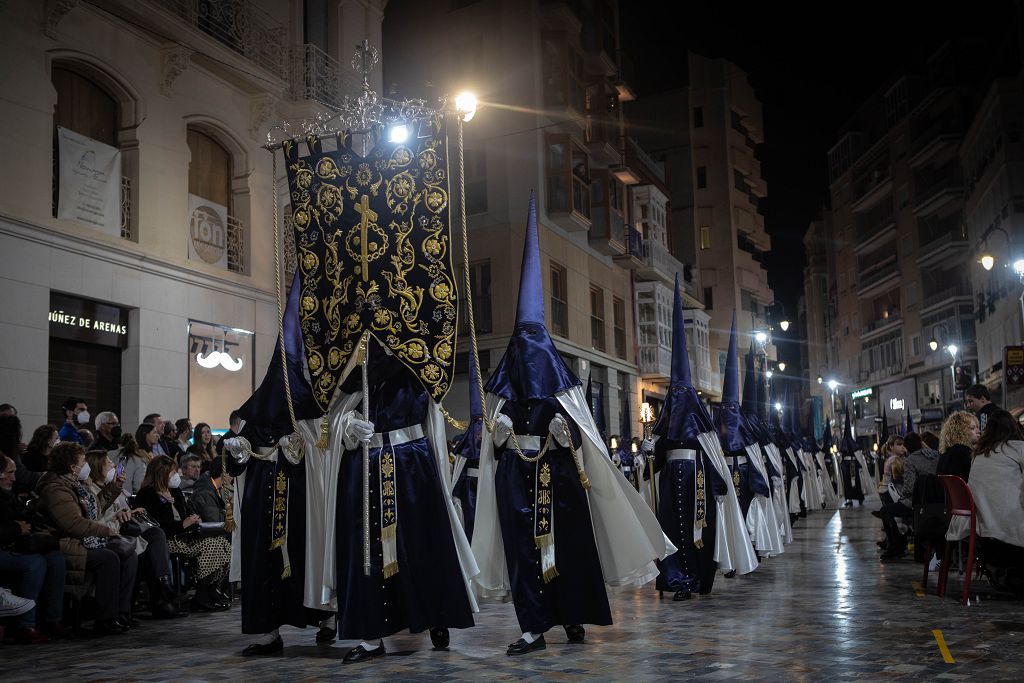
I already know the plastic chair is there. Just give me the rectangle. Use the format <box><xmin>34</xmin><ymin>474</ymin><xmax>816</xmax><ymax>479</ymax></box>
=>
<box><xmin>936</xmin><ymin>475</ymin><xmax>978</xmax><ymax>605</ymax></box>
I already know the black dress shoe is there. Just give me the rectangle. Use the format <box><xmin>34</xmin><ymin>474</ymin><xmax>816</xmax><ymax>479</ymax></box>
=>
<box><xmin>507</xmin><ymin>635</ymin><xmax>546</xmax><ymax>656</ymax></box>
<box><xmin>93</xmin><ymin>619</ymin><xmax>128</xmax><ymax>636</ymax></box>
<box><xmin>242</xmin><ymin>636</ymin><xmax>283</xmax><ymax>656</ymax></box>
<box><xmin>564</xmin><ymin>624</ymin><xmax>585</xmax><ymax>643</ymax></box>
<box><xmin>724</xmin><ymin>570</ymin><xmax>736</xmax><ymax>579</ymax></box>
<box><xmin>343</xmin><ymin>641</ymin><xmax>386</xmax><ymax>664</ymax></box>
<box><xmin>152</xmin><ymin>600</ymin><xmax>188</xmax><ymax>619</ymax></box>
<box><xmin>117</xmin><ymin>615</ymin><xmax>140</xmax><ymax>628</ymax></box>
<box><xmin>870</xmin><ymin>510</ymin><xmax>882</xmax><ymax>519</ymax></box>
<box><xmin>876</xmin><ymin>540</ymin><xmax>888</xmax><ymax>549</ymax></box>
<box><xmin>673</xmin><ymin>590</ymin><xmax>692</xmax><ymax>601</ymax></box>
<box><xmin>315</xmin><ymin>626</ymin><xmax>337</xmax><ymax>644</ymax></box>
<box><xmin>429</xmin><ymin>627</ymin><xmax>450</xmax><ymax>649</ymax></box>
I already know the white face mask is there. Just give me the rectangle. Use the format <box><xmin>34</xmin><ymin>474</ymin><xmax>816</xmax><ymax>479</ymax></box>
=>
<box><xmin>76</xmin><ymin>410</ymin><xmax>91</xmax><ymax>425</ymax></box>
<box><xmin>104</xmin><ymin>467</ymin><xmax>115</xmax><ymax>484</ymax></box>
<box><xmin>169</xmin><ymin>473</ymin><xmax>182</xmax><ymax>489</ymax></box>
<box><xmin>77</xmin><ymin>462</ymin><xmax>91</xmax><ymax>481</ymax></box>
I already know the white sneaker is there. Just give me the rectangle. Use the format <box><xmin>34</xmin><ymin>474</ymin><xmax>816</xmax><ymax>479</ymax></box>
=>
<box><xmin>0</xmin><ymin>587</ymin><xmax>35</xmax><ymax>617</ymax></box>
<box><xmin>928</xmin><ymin>556</ymin><xmax>941</xmax><ymax>572</ymax></box>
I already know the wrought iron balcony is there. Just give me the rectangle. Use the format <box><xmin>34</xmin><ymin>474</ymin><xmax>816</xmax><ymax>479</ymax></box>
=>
<box><xmin>226</xmin><ymin>215</ymin><xmax>244</xmax><ymax>274</ymax></box>
<box><xmin>637</xmin><ymin>237</ymin><xmax>685</xmax><ymax>286</ymax></box>
<box><xmin>156</xmin><ymin>0</ymin><xmax>287</xmax><ymax>78</ymax></box>
<box><xmin>288</xmin><ymin>44</ymin><xmax>342</xmax><ymax>109</ymax></box>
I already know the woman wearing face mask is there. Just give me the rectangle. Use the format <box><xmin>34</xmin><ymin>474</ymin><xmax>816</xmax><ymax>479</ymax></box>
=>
<box><xmin>34</xmin><ymin>442</ymin><xmax>139</xmax><ymax>635</ymax></box>
<box><xmin>118</xmin><ymin>426</ymin><xmax>157</xmax><ymax>496</ymax></box>
<box><xmin>22</xmin><ymin>425</ymin><xmax>59</xmax><ymax>473</ymax></box>
<box><xmin>83</xmin><ymin>451</ymin><xmax>185</xmax><ymax>619</ymax></box>
<box><xmin>135</xmin><ymin>455</ymin><xmax>231</xmax><ymax>612</ymax></box>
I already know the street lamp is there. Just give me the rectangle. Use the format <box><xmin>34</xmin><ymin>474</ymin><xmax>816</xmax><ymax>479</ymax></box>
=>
<box><xmin>778</xmin><ymin>361</ymin><xmax>786</xmax><ymax>372</ymax></box>
<box><xmin>754</xmin><ymin>331</ymin><xmax>768</xmax><ymax>344</ymax></box>
<box><xmin>779</xmin><ymin>320</ymin><xmax>790</xmax><ymax>332</ymax></box>
<box><xmin>826</xmin><ymin>379</ymin><xmax>839</xmax><ymax>419</ymax></box>
<box><xmin>455</xmin><ymin>91</ymin><xmax>478</xmax><ymax>122</ymax></box>
<box><xmin>817</xmin><ymin>376</ymin><xmax>823</xmax><ymax>384</ymax></box>
<box><xmin>929</xmin><ymin>338</ymin><xmax>939</xmax><ymax>352</ymax></box>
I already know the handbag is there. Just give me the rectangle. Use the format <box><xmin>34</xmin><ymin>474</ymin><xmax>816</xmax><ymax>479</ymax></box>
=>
<box><xmin>119</xmin><ymin>510</ymin><xmax>159</xmax><ymax>537</ymax></box>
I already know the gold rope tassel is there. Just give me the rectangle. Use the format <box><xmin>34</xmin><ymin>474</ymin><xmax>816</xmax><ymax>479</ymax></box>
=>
<box><xmin>542</xmin><ymin>565</ymin><xmax>560</xmax><ymax>583</ymax></box>
<box><xmin>316</xmin><ymin>415</ymin><xmax>330</xmax><ymax>450</ymax></box>
<box><xmin>564</xmin><ymin>426</ymin><xmax>590</xmax><ymax>490</ymax></box>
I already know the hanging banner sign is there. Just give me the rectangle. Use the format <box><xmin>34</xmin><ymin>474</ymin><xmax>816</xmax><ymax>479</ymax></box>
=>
<box><xmin>49</xmin><ymin>292</ymin><xmax>129</xmax><ymax>349</ymax></box>
<box><xmin>187</xmin><ymin>194</ymin><xmax>228</xmax><ymax>268</ymax></box>
<box><xmin>56</xmin><ymin>126</ymin><xmax>122</xmax><ymax>236</ymax></box>
<box><xmin>889</xmin><ymin>398</ymin><xmax>905</xmax><ymax>411</ymax></box>
<box><xmin>851</xmin><ymin>387</ymin><xmax>873</xmax><ymax>399</ymax></box>
<box><xmin>1006</xmin><ymin>346</ymin><xmax>1024</xmax><ymax>386</ymax></box>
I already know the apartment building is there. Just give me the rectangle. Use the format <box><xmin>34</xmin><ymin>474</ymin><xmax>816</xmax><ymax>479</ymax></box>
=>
<box><xmin>0</xmin><ymin>0</ymin><xmax>382</xmax><ymax>429</ymax></box>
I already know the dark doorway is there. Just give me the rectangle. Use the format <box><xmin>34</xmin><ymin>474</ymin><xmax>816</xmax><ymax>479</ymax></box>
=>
<box><xmin>47</xmin><ymin>338</ymin><xmax>122</xmax><ymax>427</ymax></box>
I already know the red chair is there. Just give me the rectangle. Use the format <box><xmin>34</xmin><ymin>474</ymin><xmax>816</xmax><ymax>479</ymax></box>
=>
<box><xmin>936</xmin><ymin>475</ymin><xmax>978</xmax><ymax>605</ymax></box>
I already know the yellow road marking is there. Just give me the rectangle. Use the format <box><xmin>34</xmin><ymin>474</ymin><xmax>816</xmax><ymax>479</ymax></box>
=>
<box><xmin>911</xmin><ymin>580</ymin><xmax>925</xmax><ymax>597</ymax></box>
<box><xmin>932</xmin><ymin>629</ymin><xmax>955</xmax><ymax>663</ymax></box>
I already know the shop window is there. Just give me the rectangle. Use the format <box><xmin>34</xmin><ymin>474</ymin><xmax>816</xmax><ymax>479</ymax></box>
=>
<box><xmin>613</xmin><ymin>296</ymin><xmax>626</xmax><ymax>359</ymax></box>
<box><xmin>187</xmin><ymin>126</ymin><xmax>246</xmax><ymax>274</ymax></box>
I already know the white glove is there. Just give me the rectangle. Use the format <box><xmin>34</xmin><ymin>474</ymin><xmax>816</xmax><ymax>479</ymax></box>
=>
<box><xmin>492</xmin><ymin>414</ymin><xmax>513</xmax><ymax>447</ymax></box>
<box><xmin>280</xmin><ymin>434</ymin><xmax>304</xmax><ymax>465</ymax></box>
<box><xmin>612</xmin><ymin>452</ymin><xmax>621</xmax><ymax>467</ymax></box>
<box><xmin>548</xmin><ymin>414</ymin><xmax>571</xmax><ymax>448</ymax></box>
<box><xmin>641</xmin><ymin>438</ymin><xmax>655</xmax><ymax>455</ymax></box>
<box><xmin>342</xmin><ymin>412</ymin><xmax>375</xmax><ymax>450</ymax></box>
<box><xmin>223</xmin><ymin>438</ymin><xmax>249</xmax><ymax>463</ymax></box>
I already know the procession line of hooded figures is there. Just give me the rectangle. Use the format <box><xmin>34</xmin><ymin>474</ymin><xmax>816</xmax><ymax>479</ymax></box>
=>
<box><xmin>222</xmin><ymin>194</ymin><xmax>876</xmax><ymax>661</ymax></box>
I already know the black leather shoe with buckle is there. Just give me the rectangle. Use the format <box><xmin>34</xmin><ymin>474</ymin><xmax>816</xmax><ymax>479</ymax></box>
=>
<box><xmin>429</xmin><ymin>627</ymin><xmax>450</xmax><ymax>649</ymax></box>
<box><xmin>564</xmin><ymin>624</ymin><xmax>585</xmax><ymax>643</ymax></box>
<box><xmin>343</xmin><ymin>642</ymin><xmax>386</xmax><ymax>664</ymax></box>
<box><xmin>507</xmin><ymin>634</ymin><xmax>546</xmax><ymax>656</ymax></box>
<box><xmin>242</xmin><ymin>636</ymin><xmax>283</xmax><ymax>656</ymax></box>
<box><xmin>315</xmin><ymin>626</ymin><xmax>337</xmax><ymax>644</ymax></box>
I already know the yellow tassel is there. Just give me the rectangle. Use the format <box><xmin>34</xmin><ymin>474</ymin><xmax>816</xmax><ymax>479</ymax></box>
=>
<box><xmin>270</xmin><ymin>535</ymin><xmax>286</xmax><ymax>550</ymax></box>
<box><xmin>382</xmin><ymin>562</ymin><xmax>399</xmax><ymax>579</ymax></box>
<box><xmin>534</xmin><ymin>532</ymin><xmax>553</xmax><ymax>550</ymax></box>
<box><xmin>695</xmin><ymin>539</ymin><xmax>704</xmax><ymax>549</ymax></box>
<box><xmin>578</xmin><ymin>471</ymin><xmax>591</xmax><ymax>490</ymax></box>
<box><xmin>382</xmin><ymin>524</ymin><xmax>397</xmax><ymax>540</ymax></box>
<box><xmin>316</xmin><ymin>417</ymin><xmax>329</xmax><ymax>450</ymax></box>
<box><xmin>281</xmin><ymin>565</ymin><xmax>292</xmax><ymax>580</ymax></box>
<box><xmin>542</xmin><ymin>565</ymin><xmax>559</xmax><ymax>583</ymax></box>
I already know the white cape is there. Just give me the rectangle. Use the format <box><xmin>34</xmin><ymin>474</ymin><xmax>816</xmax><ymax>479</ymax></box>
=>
<box><xmin>764</xmin><ymin>443</ymin><xmax>793</xmax><ymax>544</ymax></box>
<box><xmin>472</xmin><ymin>386</ymin><xmax>676</xmax><ymax>600</ymax></box>
<box><xmin>854</xmin><ymin>450</ymin><xmax>877</xmax><ymax>494</ymax></box>
<box><xmin>798</xmin><ymin>448</ymin><xmax>825</xmax><ymax>511</ymax></box>
<box><xmin>785</xmin><ymin>447</ymin><xmax>803</xmax><ymax>514</ymax></box>
<box><xmin>814</xmin><ymin>450</ymin><xmax>842</xmax><ymax>509</ymax></box>
<box><xmin>699</xmin><ymin>432</ymin><xmax>759</xmax><ymax>575</ymax></box>
<box><xmin>743</xmin><ymin>444</ymin><xmax>784</xmax><ymax>557</ymax></box>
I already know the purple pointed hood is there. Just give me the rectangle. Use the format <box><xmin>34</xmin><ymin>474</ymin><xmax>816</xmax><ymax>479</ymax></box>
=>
<box><xmin>713</xmin><ymin>311</ymin><xmax>757</xmax><ymax>452</ymax></box>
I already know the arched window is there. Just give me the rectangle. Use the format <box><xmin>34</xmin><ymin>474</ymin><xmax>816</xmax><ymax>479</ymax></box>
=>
<box><xmin>186</xmin><ymin>125</ymin><xmax>245</xmax><ymax>274</ymax></box>
<box><xmin>50</xmin><ymin>61</ymin><xmax>137</xmax><ymax>240</ymax></box>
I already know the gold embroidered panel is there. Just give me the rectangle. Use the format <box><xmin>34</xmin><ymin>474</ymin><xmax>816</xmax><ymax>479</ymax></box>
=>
<box><xmin>282</xmin><ymin>118</ymin><xmax>457</xmax><ymax>411</ymax></box>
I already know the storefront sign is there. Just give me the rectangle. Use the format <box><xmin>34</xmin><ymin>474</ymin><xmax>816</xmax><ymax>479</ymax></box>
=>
<box><xmin>56</xmin><ymin>127</ymin><xmax>122</xmax><ymax>237</ymax></box>
<box><xmin>187</xmin><ymin>194</ymin><xmax>228</xmax><ymax>268</ymax></box>
<box><xmin>49</xmin><ymin>293</ymin><xmax>129</xmax><ymax>348</ymax></box>
<box><xmin>889</xmin><ymin>397</ymin><xmax>905</xmax><ymax>411</ymax></box>
<box><xmin>851</xmin><ymin>387</ymin><xmax>872</xmax><ymax>399</ymax></box>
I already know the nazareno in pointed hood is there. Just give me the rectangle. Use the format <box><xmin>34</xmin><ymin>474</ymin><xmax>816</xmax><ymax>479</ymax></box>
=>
<box><xmin>713</xmin><ymin>311</ymin><xmax>757</xmax><ymax>453</ymax></box>
<box><xmin>741</xmin><ymin>339</ymin><xmax>770</xmax><ymax>445</ymax></box>
<box><xmin>651</xmin><ymin>275</ymin><xmax>714</xmax><ymax>444</ymax></box>
<box><xmin>840</xmin><ymin>405</ymin><xmax>859</xmax><ymax>454</ymax></box>
<box><xmin>484</xmin><ymin>192</ymin><xmax>580</xmax><ymax>401</ymax></box>
<box><xmin>238</xmin><ymin>271</ymin><xmax>321</xmax><ymax>440</ymax></box>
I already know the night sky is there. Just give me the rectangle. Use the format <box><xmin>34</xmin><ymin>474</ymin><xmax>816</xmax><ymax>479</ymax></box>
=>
<box><xmin>621</xmin><ymin>0</ymin><xmax>1019</xmax><ymax>364</ymax></box>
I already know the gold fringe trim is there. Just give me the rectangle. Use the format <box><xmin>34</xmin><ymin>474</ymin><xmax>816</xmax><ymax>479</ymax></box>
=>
<box><xmin>542</xmin><ymin>565</ymin><xmax>559</xmax><ymax>583</ymax></box>
<box><xmin>534</xmin><ymin>532</ymin><xmax>553</xmax><ymax>550</ymax></box>
<box><xmin>382</xmin><ymin>523</ymin><xmax>397</xmax><ymax>540</ymax></box>
<box><xmin>382</xmin><ymin>562</ymin><xmax>399</xmax><ymax>579</ymax></box>
<box><xmin>270</xmin><ymin>534</ymin><xmax>286</xmax><ymax>550</ymax></box>
<box><xmin>281</xmin><ymin>565</ymin><xmax>292</xmax><ymax>580</ymax></box>
<box><xmin>694</xmin><ymin>539</ymin><xmax>704</xmax><ymax>549</ymax></box>
<box><xmin>316</xmin><ymin>416</ymin><xmax>330</xmax><ymax>450</ymax></box>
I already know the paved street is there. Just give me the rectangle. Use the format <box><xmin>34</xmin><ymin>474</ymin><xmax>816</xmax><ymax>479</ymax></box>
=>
<box><xmin>5</xmin><ymin>500</ymin><xmax>1023</xmax><ymax>681</ymax></box>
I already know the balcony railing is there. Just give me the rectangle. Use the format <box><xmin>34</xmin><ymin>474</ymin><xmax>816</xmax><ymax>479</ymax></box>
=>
<box><xmin>157</xmin><ymin>0</ymin><xmax>287</xmax><ymax>78</ymax></box>
<box><xmin>912</xmin><ymin>165</ymin><xmax>963</xmax><ymax>210</ymax></box>
<box><xmin>861</xmin><ymin>310</ymin><xmax>902</xmax><ymax>336</ymax></box>
<box><xmin>227</xmin><ymin>215</ymin><xmax>244</xmax><ymax>274</ymax></box>
<box><xmin>120</xmin><ymin>175</ymin><xmax>132</xmax><ymax>241</ymax></box>
<box><xmin>640</xmin><ymin>237</ymin><xmax>685</xmax><ymax>284</ymax></box>
<box><xmin>922</xmin><ymin>284</ymin><xmax>971</xmax><ymax>310</ymax></box>
<box><xmin>858</xmin><ymin>260</ymin><xmax>899</xmax><ymax>290</ymax></box>
<box><xmin>288</xmin><ymin>44</ymin><xmax>341</xmax><ymax>109</ymax></box>
<box><xmin>638</xmin><ymin>344</ymin><xmax>671</xmax><ymax>379</ymax></box>
<box><xmin>855</xmin><ymin>203</ymin><xmax>895</xmax><ymax>245</ymax></box>
<box><xmin>626</xmin><ymin>225</ymin><xmax>643</xmax><ymax>258</ymax></box>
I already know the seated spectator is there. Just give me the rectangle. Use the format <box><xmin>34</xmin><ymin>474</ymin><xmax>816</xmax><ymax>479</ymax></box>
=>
<box><xmin>178</xmin><ymin>454</ymin><xmax>201</xmax><ymax>492</ymax></box>
<box><xmin>879</xmin><ymin>435</ymin><xmax>906</xmax><ymax>503</ymax></box>
<box><xmin>0</xmin><ymin>455</ymin><xmax>66</xmax><ymax>643</ymax></box>
<box><xmin>968</xmin><ymin>409</ymin><xmax>1024</xmax><ymax>595</ymax></box>
<box><xmin>57</xmin><ymin>398</ymin><xmax>89</xmax><ymax>445</ymax></box>
<box><xmin>937</xmin><ymin>411</ymin><xmax>979</xmax><ymax>481</ymax></box>
<box><xmin>0</xmin><ymin>404</ymin><xmax>17</xmax><ymax>417</ymax></box>
<box><xmin>0</xmin><ymin>414</ymin><xmax>41</xmax><ymax>496</ymax></box>
<box><xmin>878</xmin><ymin>432</ymin><xmax>939</xmax><ymax>560</ymax></box>
<box><xmin>142</xmin><ymin>414</ymin><xmax>167</xmax><ymax>456</ymax></box>
<box><xmin>160</xmin><ymin>420</ymin><xmax>179</xmax><ymax>459</ymax></box>
<box><xmin>82</xmin><ymin>451</ymin><xmax>184</xmax><ymax>619</ymax></box>
<box><xmin>93</xmin><ymin>412</ymin><xmax>121</xmax><ymax>453</ymax></box>
<box><xmin>35</xmin><ymin>443</ymin><xmax>138</xmax><ymax>635</ymax></box>
<box><xmin>21</xmin><ymin>425</ymin><xmax>58</xmax><ymax>473</ymax></box>
<box><xmin>921</xmin><ymin>431</ymin><xmax>940</xmax><ymax>451</ymax></box>
<box><xmin>174</xmin><ymin>419</ymin><xmax>193</xmax><ymax>459</ymax></box>
<box><xmin>188</xmin><ymin>422</ymin><xmax>217</xmax><ymax>467</ymax></box>
<box><xmin>135</xmin><ymin>456</ymin><xmax>230</xmax><ymax>612</ymax></box>
<box><xmin>189</xmin><ymin>456</ymin><xmax>232</xmax><ymax>524</ymax></box>
<box><xmin>78</xmin><ymin>429</ymin><xmax>95</xmax><ymax>451</ymax></box>
<box><xmin>119</xmin><ymin>425</ymin><xmax>158</xmax><ymax>496</ymax></box>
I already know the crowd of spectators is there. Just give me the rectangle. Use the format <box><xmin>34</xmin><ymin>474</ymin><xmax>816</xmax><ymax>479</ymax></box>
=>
<box><xmin>872</xmin><ymin>384</ymin><xmax>1024</xmax><ymax>597</ymax></box>
<box><xmin>0</xmin><ymin>400</ymin><xmax>242</xmax><ymax>644</ymax></box>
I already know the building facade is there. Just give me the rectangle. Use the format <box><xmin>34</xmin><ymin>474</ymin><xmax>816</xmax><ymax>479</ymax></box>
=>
<box><xmin>0</xmin><ymin>0</ymin><xmax>383</xmax><ymax>430</ymax></box>
<box><xmin>382</xmin><ymin>0</ymin><xmax>716</xmax><ymax>436</ymax></box>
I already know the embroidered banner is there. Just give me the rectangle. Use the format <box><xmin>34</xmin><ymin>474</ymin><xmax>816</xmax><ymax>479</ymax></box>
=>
<box><xmin>282</xmin><ymin>118</ymin><xmax>457</xmax><ymax>411</ymax></box>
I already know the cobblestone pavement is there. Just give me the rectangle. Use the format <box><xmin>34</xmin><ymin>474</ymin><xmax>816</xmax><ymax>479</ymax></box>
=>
<box><xmin>5</xmin><ymin>500</ymin><xmax>1024</xmax><ymax>681</ymax></box>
